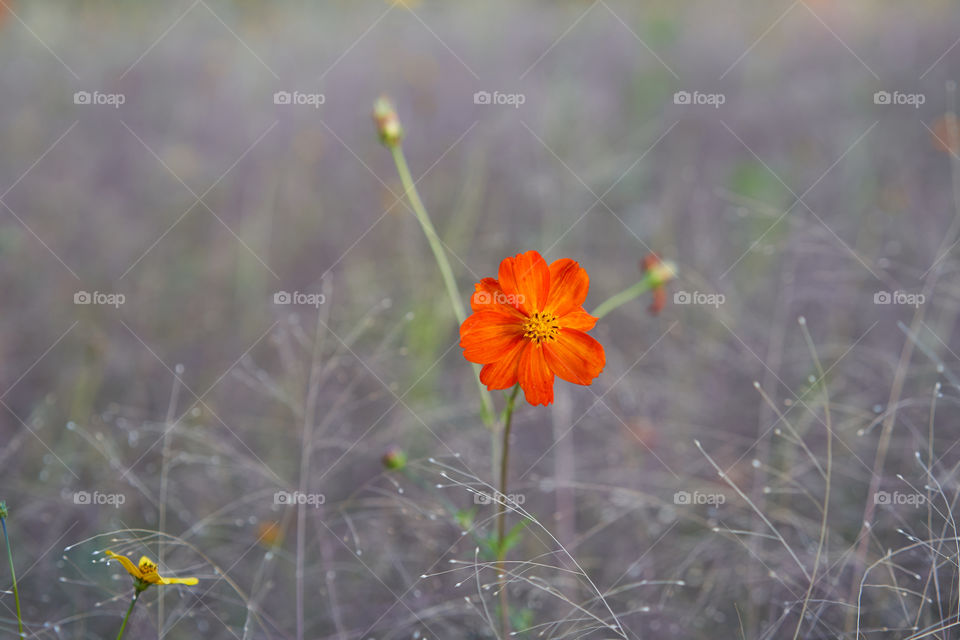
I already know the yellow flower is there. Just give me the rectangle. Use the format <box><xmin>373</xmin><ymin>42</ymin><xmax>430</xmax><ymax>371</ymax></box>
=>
<box><xmin>104</xmin><ymin>550</ymin><xmax>198</xmax><ymax>590</ymax></box>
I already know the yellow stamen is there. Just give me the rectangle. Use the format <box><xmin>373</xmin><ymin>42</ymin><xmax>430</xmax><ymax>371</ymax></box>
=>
<box><xmin>522</xmin><ymin>311</ymin><xmax>560</xmax><ymax>344</ymax></box>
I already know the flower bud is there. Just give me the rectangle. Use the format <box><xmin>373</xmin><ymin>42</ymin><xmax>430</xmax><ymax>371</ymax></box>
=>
<box><xmin>373</xmin><ymin>96</ymin><xmax>404</xmax><ymax>148</ymax></box>
<box><xmin>381</xmin><ymin>447</ymin><xmax>407</xmax><ymax>471</ymax></box>
<box><xmin>642</xmin><ymin>256</ymin><xmax>676</xmax><ymax>289</ymax></box>
<box><xmin>640</xmin><ymin>253</ymin><xmax>676</xmax><ymax>316</ymax></box>
<box><xmin>0</xmin><ymin>501</ymin><xmax>6</xmax><ymax>519</ymax></box>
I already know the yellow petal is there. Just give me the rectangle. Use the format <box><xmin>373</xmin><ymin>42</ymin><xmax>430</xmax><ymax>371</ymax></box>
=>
<box><xmin>104</xmin><ymin>550</ymin><xmax>142</xmax><ymax>579</ymax></box>
<box><xmin>138</xmin><ymin>556</ymin><xmax>158</xmax><ymax>573</ymax></box>
<box><xmin>158</xmin><ymin>576</ymin><xmax>199</xmax><ymax>586</ymax></box>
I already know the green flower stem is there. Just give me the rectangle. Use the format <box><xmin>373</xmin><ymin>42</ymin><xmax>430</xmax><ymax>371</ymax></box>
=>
<box><xmin>495</xmin><ymin>384</ymin><xmax>521</xmax><ymax>637</ymax></box>
<box><xmin>115</xmin><ymin>590</ymin><xmax>142</xmax><ymax>640</ymax></box>
<box><xmin>590</xmin><ymin>270</ymin><xmax>663</xmax><ymax>320</ymax></box>
<box><xmin>0</xmin><ymin>508</ymin><xmax>23</xmax><ymax>639</ymax></box>
<box><xmin>388</xmin><ymin>144</ymin><xmax>496</xmax><ymax>426</ymax></box>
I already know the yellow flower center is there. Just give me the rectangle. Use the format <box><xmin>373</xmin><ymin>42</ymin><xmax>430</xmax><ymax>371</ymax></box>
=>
<box><xmin>523</xmin><ymin>311</ymin><xmax>560</xmax><ymax>344</ymax></box>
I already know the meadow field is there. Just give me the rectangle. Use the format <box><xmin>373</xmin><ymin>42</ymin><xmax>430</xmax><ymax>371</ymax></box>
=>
<box><xmin>2</xmin><ymin>1</ymin><xmax>960</xmax><ymax>638</ymax></box>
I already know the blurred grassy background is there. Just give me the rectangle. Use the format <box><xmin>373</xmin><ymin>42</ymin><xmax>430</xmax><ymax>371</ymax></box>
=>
<box><xmin>3</xmin><ymin>0</ymin><xmax>960</xmax><ymax>638</ymax></box>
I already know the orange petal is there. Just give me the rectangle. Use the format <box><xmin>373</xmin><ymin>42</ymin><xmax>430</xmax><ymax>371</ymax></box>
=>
<box><xmin>460</xmin><ymin>311</ymin><xmax>525</xmax><ymax>364</ymax></box>
<box><xmin>470</xmin><ymin>278</ymin><xmax>526</xmax><ymax>318</ymax></box>
<box><xmin>559</xmin><ymin>307</ymin><xmax>597</xmax><ymax>331</ymax></box>
<box><xmin>543</xmin><ymin>329</ymin><xmax>605</xmax><ymax>385</ymax></box>
<box><xmin>518</xmin><ymin>341</ymin><xmax>555</xmax><ymax>406</ymax></box>
<box><xmin>479</xmin><ymin>339</ymin><xmax>526</xmax><ymax>390</ymax></box>
<box><xmin>498</xmin><ymin>251</ymin><xmax>549</xmax><ymax>315</ymax></box>
<box><xmin>546</xmin><ymin>258</ymin><xmax>590</xmax><ymax>316</ymax></box>
<box><xmin>471</xmin><ymin>278</ymin><xmax>502</xmax><ymax>311</ymax></box>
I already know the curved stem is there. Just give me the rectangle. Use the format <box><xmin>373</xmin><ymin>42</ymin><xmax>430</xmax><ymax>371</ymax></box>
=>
<box><xmin>116</xmin><ymin>591</ymin><xmax>141</xmax><ymax>640</ymax></box>
<box><xmin>591</xmin><ymin>276</ymin><xmax>657</xmax><ymax>321</ymax></box>
<box><xmin>389</xmin><ymin>144</ymin><xmax>496</xmax><ymax>426</ymax></box>
<box><xmin>1</xmin><ymin>517</ymin><xmax>22</xmax><ymax>638</ymax></box>
<box><xmin>496</xmin><ymin>384</ymin><xmax>520</xmax><ymax>637</ymax></box>
<box><xmin>157</xmin><ymin>372</ymin><xmax>183</xmax><ymax>634</ymax></box>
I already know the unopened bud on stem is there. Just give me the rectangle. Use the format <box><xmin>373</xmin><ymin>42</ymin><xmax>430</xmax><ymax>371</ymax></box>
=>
<box><xmin>642</xmin><ymin>257</ymin><xmax>677</xmax><ymax>289</ymax></box>
<box><xmin>373</xmin><ymin>96</ymin><xmax>404</xmax><ymax>148</ymax></box>
<box><xmin>382</xmin><ymin>447</ymin><xmax>407</xmax><ymax>471</ymax></box>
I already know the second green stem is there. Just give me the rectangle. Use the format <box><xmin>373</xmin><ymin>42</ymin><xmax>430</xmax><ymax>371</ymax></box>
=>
<box><xmin>389</xmin><ymin>144</ymin><xmax>496</xmax><ymax>426</ymax></box>
<box><xmin>591</xmin><ymin>274</ymin><xmax>658</xmax><ymax>321</ymax></box>
<box><xmin>1</xmin><ymin>513</ymin><xmax>23</xmax><ymax>639</ymax></box>
<box><xmin>496</xmin><ymin>384</ymin><xmax>521</xmax><ymax>637</ymax></box>
<box><xmin>116</xmin><ymin>590</ymin><xmax>141</xmax><ymax>640</ymax></box>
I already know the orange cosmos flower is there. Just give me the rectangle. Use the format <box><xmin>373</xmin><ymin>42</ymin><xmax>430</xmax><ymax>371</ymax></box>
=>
<box><xmin>459</xmin><ymin>250</ymin><xmax>605</xmax><ymax>406</ymax></box>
